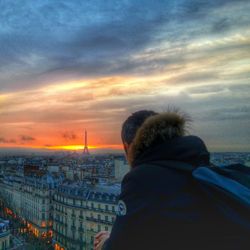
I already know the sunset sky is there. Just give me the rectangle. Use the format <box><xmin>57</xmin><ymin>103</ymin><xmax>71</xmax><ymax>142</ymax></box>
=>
<box><xmin>0</xmin><ymin>0</ymin><xmax>250</xmax><ymax>152</ymax></box>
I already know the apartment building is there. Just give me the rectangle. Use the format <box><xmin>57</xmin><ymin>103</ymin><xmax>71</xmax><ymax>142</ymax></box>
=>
<box><xmin>53</xmin><ymin>183</ymin><xmax>119</xmax><ymax>250</ymax></box>
<box><xmin>0</xmin><ymin>172</ymin><xmax>62</xmax><ymax>239</ymax></box>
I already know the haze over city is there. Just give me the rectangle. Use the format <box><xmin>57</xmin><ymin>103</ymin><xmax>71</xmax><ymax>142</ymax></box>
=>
<box><xmin>0</xmin><ymin>0</ymin><xmax>250</xmax><ymax>152</ymax></box>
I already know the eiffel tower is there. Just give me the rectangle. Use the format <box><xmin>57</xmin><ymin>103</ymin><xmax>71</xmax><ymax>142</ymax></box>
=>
<box><xmin>83</xmin><ymin>130</ymin><xmax>90</xmax><ymax>156</ymax></box>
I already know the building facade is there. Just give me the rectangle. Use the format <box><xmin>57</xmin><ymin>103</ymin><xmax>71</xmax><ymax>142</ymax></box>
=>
<box><xmin>0</xmin><ymin>159</ymin><xmax>122</xmax><ymax>250</ymax></box>
<box><xmin>53</xmin><ymin>183</ymin><xmax>119</xmax><ymax>250</ymax></box>
<box><xmin>0</xmin><ymin>172</ymin><xmax>62</xmax><ymax>240</ymax></box>
<box><xmin>114</xmin><ymin>158</ymin><xmax>130</xmax><ymax>181</ymax></box>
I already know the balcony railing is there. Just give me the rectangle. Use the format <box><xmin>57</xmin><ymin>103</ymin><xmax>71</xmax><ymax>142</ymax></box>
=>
<box><xmin>54</xmin><ymin>218</ymin><xmax>67</xmax><ymax>227</ymax></box>
<box><xmin>87</xmin><ymin>207</ymin><xmax>116</xmax><ymax>214</ymax></box>
<box><xmin>85</xmin><ymin>217</ymin><xmax>113</xmax><ymax>225</ymax></box>
<box><xmin>54</xmin><ymin>231</ymin><xmax>85</xmax><ymax>245</ymax></box>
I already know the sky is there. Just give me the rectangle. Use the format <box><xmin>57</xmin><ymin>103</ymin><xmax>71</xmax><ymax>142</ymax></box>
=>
<box><xmin>0</xmin><ymin>0</ymin><xmax>250</xmax><ymax>152</ymax></box>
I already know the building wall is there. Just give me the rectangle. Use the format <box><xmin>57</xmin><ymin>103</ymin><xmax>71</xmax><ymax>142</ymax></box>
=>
<box><xmin>114</xmin><ymin>159</ymin><xmax>130</xmax><ymax>181</ymax></box>
<box><xmin>53</xmin><ymin>190</ymin><xmax>118</xmax><ymax>250</ymax></box>
<box><xmin>0</xmin><ymin>171</ymin><xmax>119</xmax><ymax>250</ymax></box>
<box><xmin>0</xmin><ymin>178</ymin><xmax>54</xmax><ymax>238</ymax></box>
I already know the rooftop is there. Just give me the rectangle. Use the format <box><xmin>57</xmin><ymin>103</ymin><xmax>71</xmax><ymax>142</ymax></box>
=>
<box><xmin>0</xmin><ymin>218</ymin><xmax>9</xmax><ymax>238</ymax></box>
<box><xmin>56</xmin><ymin>182</ymin><xmax>120</xmax><ymax>203</ymax></box>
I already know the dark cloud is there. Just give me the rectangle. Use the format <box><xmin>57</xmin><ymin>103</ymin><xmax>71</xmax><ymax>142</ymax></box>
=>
<box><xmin>197</xmin><ymin>106</ymin><xmax>250</xmax><ymax>122</ymax></box>
<box><xmin>187</xmin><ymin>83</ymin><xmax>250</xmax><ymax>96</ymax></box>
<box><xmin>62</xmin><ymin>131</ymin><xmax>78</xmax><ymax>141</ymax></box>
<box><xmin>1</xmin><ymin>0</ymin><xmax>250</xmax><ymax>91</ymax></box>
<box><xmin>20</xmin><ymin>135</ymin><xmax>35</xmax><ymax>141</ymax></box>
<box><xmin>0</xmin><ymin>0</ymin><xmax>169</xmax><ymax>90</ymax></box>
<box><xmin>187</xmin><ymin>85</ymin><xmax>225</xmax><ymax>95</ymax></box>
<box><xmin>212</xmin><ymin>18</ymin><xmax>231</xmax><ymax>33</ymax></box>
<box><xmin>0</xmin><ymin>137</ymin><xmax>16</xmax><ymax>144</ymax></box>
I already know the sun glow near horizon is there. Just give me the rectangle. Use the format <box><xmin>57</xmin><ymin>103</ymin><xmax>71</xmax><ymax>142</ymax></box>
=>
<box><xmin>45</xmin><ymin>144</ymin><xmax>123</xmax><ymax>151</ymax></box>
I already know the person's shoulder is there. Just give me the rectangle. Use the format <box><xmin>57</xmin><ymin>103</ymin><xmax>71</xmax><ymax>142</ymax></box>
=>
<box><xmin>122</xmin><ymin>164</ymin><xmax>154</xmax><ymax>185</ymax></box>
<box><xmin>120</xmin><ymin>164</ymin><xmax>153</xmax><ymax>194</ymax></box>
<box><xmin>122</xmin><ymin>161</ymin><xmax>193</xmax><ymax>198</ymax></box>
<box><xmin>121</xmin><ymin>163</ymin><xmax>173</xmax><ymax>194</ymax></box>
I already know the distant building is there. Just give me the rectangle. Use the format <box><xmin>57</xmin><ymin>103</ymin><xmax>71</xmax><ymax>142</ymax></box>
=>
<box><xmin>114</xmin><ymin>158</ymin><xmax>130</xmax><ymax>181</ymax></box>
<box><xmin>0</xmin><ymin>218</ymin><xmax>10</xmax><ymax>250</ymax></box>
<box><xmin>23</xmin><ymin>165</ymin><xmax>46</xmax><ymax>177</ymax></box>
<box><xmin>245</xmin><ymin>161</ymin><xmax>250</xmax><ymax>167</ymax></box>
<box><xmin>48</xmin><ymin>165</ymin><xmax>60</xmax><ymax>174</ymax></box>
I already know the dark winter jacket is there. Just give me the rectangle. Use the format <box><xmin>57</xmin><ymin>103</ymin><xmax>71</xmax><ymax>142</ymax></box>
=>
<box><xmin>103</xmin><ymin>114</ymin><xmax>250</xmax><ymax>250</ymax></box>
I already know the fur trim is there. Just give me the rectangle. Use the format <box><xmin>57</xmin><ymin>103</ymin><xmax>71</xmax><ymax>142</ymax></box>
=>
<box><xmin>128</xmin><ymin>111</ymin><xmax>190</xmax><ymax>166</ymax></box>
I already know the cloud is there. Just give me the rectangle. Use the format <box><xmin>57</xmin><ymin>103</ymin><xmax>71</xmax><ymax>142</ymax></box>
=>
<box><xmin>20</xmin><ymin>135</ymin><xmax>35</xmax><ymax>142</ymax></box>
<box><xmin>197</xmin><ymin>106</ymin><xmax>250</xmax><ymax>122</ymax></box>
<box><xmin>1</xmin><ymin>0</ymin><xmax>250</xmax><ymax>92</ymax></box>
<box><xmin>0</xmin><ymin>137</ymin><xmax>16</xmax><ymax>144</ymax></box>
<box><xmin>62</xmin><ymin>131</ymin><xmax>78</xmax><ymax>141</ymax></box>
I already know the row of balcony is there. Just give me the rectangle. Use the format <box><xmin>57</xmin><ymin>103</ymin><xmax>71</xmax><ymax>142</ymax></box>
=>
<box><xmin>85</xmin><ymin>217</ymin><xmax>113</xmax><ymax>225</ymax></box>
<box><xmin>55</xmin><ymin>215</ymin><xmax>113</xmax><ymax>226</ymax></box>
<box><xmin>54</xmin><ymin>231</ymin><xmax>86</xmax><ymax>246</ymax></box>
<box><xmin>53</xmin><ymin>199</ymin><xmax>117</xmax><ymax>214</ymax></box>
<box><xmin>86</xmin><ymin>206</ymin><xmax>116</xmax><ymax>215</ymax></box>
<box><xmin>54</xmin><ymin>207</ymin><xmax>116</xmax><ymax>217</ymax></box>
<box><xmin>54</xmin><ymin>219</ymin><xmax>84</xmax><ymax>232</ymax></box>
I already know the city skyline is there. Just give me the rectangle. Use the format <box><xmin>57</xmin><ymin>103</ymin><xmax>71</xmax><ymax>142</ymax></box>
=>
<box><xmin>1</xmin><ymin>0</ymin><xmax>250</xmax><ymax>152</ymax></box>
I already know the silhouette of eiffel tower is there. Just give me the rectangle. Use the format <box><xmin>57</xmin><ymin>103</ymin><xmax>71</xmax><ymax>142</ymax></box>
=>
<box><xmin>83</xmin><ymin>130</ymin><xmax>90</xmax><ymax>156</ymax></box>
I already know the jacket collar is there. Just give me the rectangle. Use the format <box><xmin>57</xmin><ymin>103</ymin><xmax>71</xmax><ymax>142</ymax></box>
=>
<box><xmin>131</xmin><ymin>135</ymin><xmax>210</xmax><ymax>169</ymax></box>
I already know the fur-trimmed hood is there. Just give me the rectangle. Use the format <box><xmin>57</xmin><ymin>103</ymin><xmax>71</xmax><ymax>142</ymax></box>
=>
<box><xmin>127</xmin><ymin>112</ymin><xmax>209</xmax><ymax>167</ymax></box>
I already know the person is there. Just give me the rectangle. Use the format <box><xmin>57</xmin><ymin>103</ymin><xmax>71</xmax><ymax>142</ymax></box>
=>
<box><xmin>94</xmin><ymin>109</ymin><xmax>250</xmax><ymax>250</ymax></box>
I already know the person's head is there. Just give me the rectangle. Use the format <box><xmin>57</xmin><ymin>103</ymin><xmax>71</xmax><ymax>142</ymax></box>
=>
<box><xmin>122</xmin><ymin>108</ymin><xmax>196</xmax><ymax>166</ymax></box>
<box><xmin>121</xmin><ymin>110</ymin><xmax>158</xmax><ymax>154</ymax></box>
